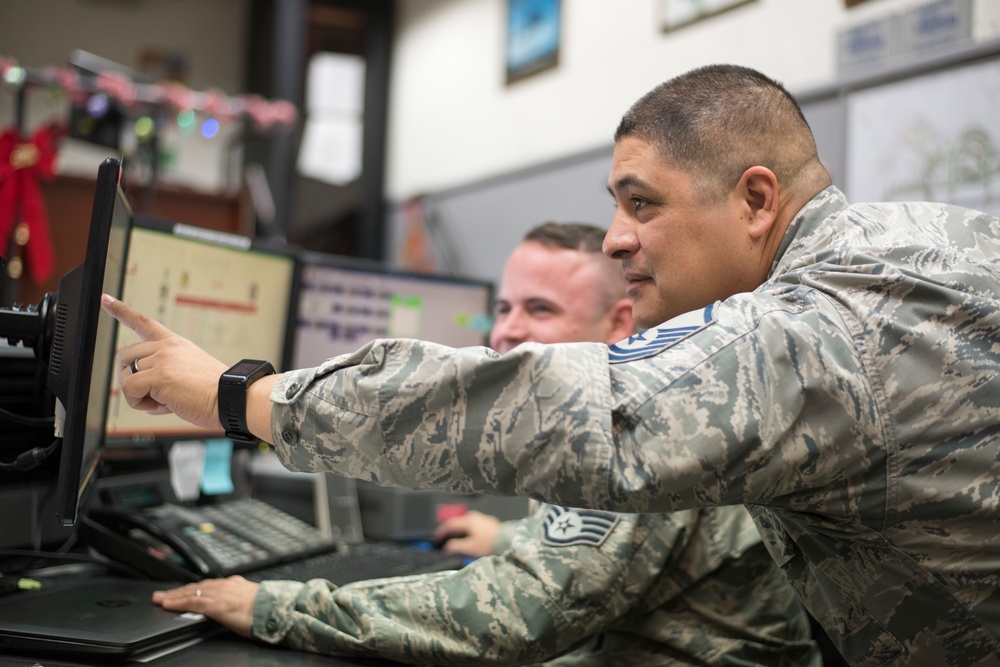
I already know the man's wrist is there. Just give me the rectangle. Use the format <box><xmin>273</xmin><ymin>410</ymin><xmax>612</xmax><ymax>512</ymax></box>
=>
<box><xmin>219</xmin><ymin>360</ymin><xmax>275</xmax><ymax>442</ymax></box>
<box><xmin>246</xmin><ymin>374</ymin><xmax>280</xmax><ymax>444</ymax></box>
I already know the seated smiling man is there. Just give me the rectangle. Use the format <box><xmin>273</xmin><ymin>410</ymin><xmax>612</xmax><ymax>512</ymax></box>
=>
<box><xmin>144</xmin><ymin>222</ymin><xmax>819</xmax><ymax>666</ymax></box>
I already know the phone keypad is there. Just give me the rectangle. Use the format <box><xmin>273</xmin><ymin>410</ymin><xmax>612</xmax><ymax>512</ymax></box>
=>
<box><xmin>182</xmin><ymin>523</ymin><xmax>269</xmax><ymax>570</ymax></box>
<box><xmin>196</xmin><ymin>499</ymin><xmax>329</xmax><ymax>558</ymax></box>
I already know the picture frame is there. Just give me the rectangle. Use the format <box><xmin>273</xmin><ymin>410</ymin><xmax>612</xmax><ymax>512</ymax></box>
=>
<box><xmin>660</xmin><ymin>0</ymin><xmax>756</xmax><ymax>32</ymax></box>
<box><xmin>506</xmin><ymin>0</ymin><xmax>561</xmax><ymax>85</ymax></box>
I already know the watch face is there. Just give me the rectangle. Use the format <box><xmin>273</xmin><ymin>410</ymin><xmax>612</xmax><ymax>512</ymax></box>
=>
<box><xmin>228</xmin><ymin>360</ymin><xmax>266</xmax><ymax>378</ymax></box>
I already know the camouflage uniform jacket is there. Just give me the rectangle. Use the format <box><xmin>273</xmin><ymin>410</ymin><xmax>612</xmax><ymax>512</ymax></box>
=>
<box><xmin>251</xmin><ymin>502</ymin><xmax>819</xmax><ymax>665</ymax></box>
<box><xmin>269</xmin><ymin>187</ymin><xmax>1000</xmax><ymax>666</ymax></box>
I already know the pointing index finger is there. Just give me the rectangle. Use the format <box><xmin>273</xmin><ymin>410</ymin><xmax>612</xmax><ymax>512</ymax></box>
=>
<box><xmin>101</xmin><ymin>294</ymin><xmax>171</xmax><ymax>342</ymax></box>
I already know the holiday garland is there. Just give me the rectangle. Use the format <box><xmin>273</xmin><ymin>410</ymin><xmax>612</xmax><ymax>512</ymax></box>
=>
<box><xmin>0</xmin><ymin>56</ymin><xmax>298</xmax><ymax>132</ymax></box>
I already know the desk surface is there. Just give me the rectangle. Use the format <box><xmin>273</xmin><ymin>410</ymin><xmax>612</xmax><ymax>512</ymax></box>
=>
<box><xmin>0</xmin><ymin>630</ymin><xmax>406</xmax><ymax>667</ymax></box>
<box><xmin>0</xmin><ymin>539</ymin><xmax>414</xmax><ymax>666</ymax></box>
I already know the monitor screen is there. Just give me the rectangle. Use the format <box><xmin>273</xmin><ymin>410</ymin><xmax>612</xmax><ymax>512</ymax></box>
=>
<box><xmin>288</xmin><ymin>252</ymin><xmax>493</xmax><ymax>369</ymax></box>
<box><xmin>285</xmin><ymin>253</ymin><xmax>501</xmax><ymax>540</ymax></box>
<box><xmin>104</xmin><ymin>218</ymin><xmax>296</xmax><ymax>445</ymax></box>
<box><xmin>50</xmin><ymin>157</ymin><xmax>133</xmax><ymax>526</ymax></box>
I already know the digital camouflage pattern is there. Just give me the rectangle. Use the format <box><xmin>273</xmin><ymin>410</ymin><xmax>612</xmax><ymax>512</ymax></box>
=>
<box><xmin>251</xmin><ymin>504</ymin><xmax>819</xmax><ymax>665</ymax></box>
<box><xmin>270</xmin><ymin>187</ymin><xmax>1000</xmax><ymax>666</ymax></box>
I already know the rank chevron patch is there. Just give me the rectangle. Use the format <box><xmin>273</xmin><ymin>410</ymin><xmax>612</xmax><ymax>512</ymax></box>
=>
<box><xmin>540</xmin><ymin>506</ymin><xmax>620</xmax><ymax>547</ymax></box>
<box><xmin>607</xmin><ymin>303</ymin><xmax>716</xmax><ymax>364</ymax></box>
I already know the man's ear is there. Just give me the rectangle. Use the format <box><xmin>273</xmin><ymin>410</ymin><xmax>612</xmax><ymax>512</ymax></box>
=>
<box><xmin>606</xmin><ymin>298</ymin><xmax>636</xmax><ymax>344</ymax></box>
<box><xmin>738</xmin><ymin>166</ymin><xmax>778</xmax><ymax>239</ymax></box>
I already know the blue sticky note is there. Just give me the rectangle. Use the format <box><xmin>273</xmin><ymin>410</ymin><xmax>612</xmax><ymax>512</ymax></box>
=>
<box><xmin>200</xmin><ymin>439</ymin><xmax>235</xmax><ymax>495</ymax></box>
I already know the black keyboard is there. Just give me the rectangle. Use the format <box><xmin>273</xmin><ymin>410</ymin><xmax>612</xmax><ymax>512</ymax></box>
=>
<box><xmin>244</xmin><ymin>541</ymin><xmax>467</xmax><ymax>586</ymax></box>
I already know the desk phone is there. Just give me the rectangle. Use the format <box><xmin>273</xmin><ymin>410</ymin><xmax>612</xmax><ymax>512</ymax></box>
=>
<box><xmin>81</xmin><ymin>499</ymin><xmax>337</xmax><ymax>582</ymax></box>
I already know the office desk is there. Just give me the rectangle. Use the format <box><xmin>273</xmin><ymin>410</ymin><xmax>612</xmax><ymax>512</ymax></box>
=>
<box><xmin>0</xmin><ymin>631</ymin><xmax>407</xmax><ymax>666</ymax></box>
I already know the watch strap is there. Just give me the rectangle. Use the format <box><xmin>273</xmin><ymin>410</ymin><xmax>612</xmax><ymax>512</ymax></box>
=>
<box><xmin>218</xmin><ymin>359</ymin><xmax>275</xmax><ymax>443</ymax></box>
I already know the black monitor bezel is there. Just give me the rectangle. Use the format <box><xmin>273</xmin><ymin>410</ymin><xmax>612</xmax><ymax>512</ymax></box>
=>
<box><xmin>283</xmin><ymin>250</ymin><xmax>495</xmax><ymax>372</ymax></box>
<box><xmin>53</xmin><ymin>157</ymin><xmax>132</xmax><ymax>526</ymax></box>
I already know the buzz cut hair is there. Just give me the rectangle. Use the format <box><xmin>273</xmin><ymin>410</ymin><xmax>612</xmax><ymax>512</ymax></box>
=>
<box><xmin>614</xmin><ymin>64</ymin><xmax>821</xmax><ymax>200</ymax></box>
<box><xmin>524</xmin><ymin>221</ymin><xmax>607</xmax><ymax>254</ymax></box>
<box><xmin>522</xmin><ymin>222</ymin><xmax>627</xmax><ymax>308</ymax></box>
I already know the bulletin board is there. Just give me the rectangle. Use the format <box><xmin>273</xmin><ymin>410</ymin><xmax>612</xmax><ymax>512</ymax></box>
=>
<box><xmin>798</xmin><ymin>38</ymin><xmax>1000</xmax><ymax>210</ymax></box>
<box><xmin>845</xmin><ymin>57</ymin><xmax>1000</xmax><ymax>214</ymax></box>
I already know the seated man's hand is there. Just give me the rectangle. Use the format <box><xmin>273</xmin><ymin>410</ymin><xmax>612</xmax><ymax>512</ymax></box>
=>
<box><xmin>431</xmin><ymin>510</ymin><xmax>501</xmax><ymax>557</ymax></box>
<box><xmin>152</xmin><ymin>576</ymin><xmax>259</xmax><ymax>638</ymax></box>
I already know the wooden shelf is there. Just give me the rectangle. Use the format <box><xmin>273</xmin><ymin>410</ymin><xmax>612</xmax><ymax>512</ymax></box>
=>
<box><xmin>6</xmin><ymin>174</ymin><xmax>253</xmax><ymax>306</ymax></box>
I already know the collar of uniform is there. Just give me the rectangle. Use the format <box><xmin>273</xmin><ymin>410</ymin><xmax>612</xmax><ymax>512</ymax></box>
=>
<box><xmin>768</xmin><ymin>185</ymin><xmax>849</xmax><ymax>279</ymax></box>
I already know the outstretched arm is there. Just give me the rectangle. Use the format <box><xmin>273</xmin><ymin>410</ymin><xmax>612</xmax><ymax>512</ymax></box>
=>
<box><xmin>249</xmin><ymin>511</ymin><xmax>704</xmax><ymax>665</ymax></box>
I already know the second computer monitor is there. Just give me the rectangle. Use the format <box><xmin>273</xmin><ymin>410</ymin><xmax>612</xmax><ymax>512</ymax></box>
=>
<box><xmin>104</xmin><ymin>217</ymin><xmax>296</xmax><ymax>444</ymax></box>
<box><xmin>281</xmin><ymin>254</ymin><xmax>509</xmax><ymax>540</ymax></box>
<box><xmin>289</xmin><ymin>252</ymin><xmax>493</xmax><ymax>369</ymax></box>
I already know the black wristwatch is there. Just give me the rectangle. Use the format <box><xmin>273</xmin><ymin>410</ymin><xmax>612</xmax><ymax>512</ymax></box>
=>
<box><xmin>218</xmin><ymin>359</ymin><xmax>275</xmax><ymax>442</ymax></box>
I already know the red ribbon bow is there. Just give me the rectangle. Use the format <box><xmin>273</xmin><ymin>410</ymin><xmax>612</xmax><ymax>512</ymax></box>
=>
<box><xmin>0</xmin><ymin>124</ymin><xmax>61</xmax><ymax>284</ymax></box>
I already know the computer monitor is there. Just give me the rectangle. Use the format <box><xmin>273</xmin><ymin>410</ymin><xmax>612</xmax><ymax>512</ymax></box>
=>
<box><xmin>287</xmin><ymin>251</ymin><xmax>493</xmax><ymax>369</ymax></box>
<box><xmin>280</xmin><ymin>253</ymin><xmax>497</xmax><ymax>539</ymax></box>
<box><xmin>50</xmin><ymin>157</ymin><xmax>133</xmax><ymax>525</ymax></box>
<box><xmin>104</xmin><ymin>217</ymin><xmax>296</xmax><ymax>445</ymax></box>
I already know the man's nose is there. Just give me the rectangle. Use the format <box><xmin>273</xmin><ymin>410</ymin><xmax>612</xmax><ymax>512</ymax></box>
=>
<box><xmin>604</xmin><ymin>214</ymin><xmax>637</xmax><ymax>260</ymax></box>
<box><xmin>490</xmin><ymin>310</ymin><xmax>529</xmax><ymax>350</ymax></box>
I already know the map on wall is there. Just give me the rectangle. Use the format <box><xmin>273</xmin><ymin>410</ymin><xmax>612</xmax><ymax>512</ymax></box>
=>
<box><xmin>846</xmin><ymin>58</ymin><xmax>1000</xmax><ymax>216</ymax></box>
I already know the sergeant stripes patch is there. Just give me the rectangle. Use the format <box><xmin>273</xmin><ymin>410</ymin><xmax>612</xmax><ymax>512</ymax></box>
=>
<box><xmin>608</xmin><ymin>303</ymin><xmax>716</xmax><ymax>363</ymax></box>
<box><xmin>540</xmin><ymin>506</ymin><xmax>620</xmax><ymax>547</ymax></box>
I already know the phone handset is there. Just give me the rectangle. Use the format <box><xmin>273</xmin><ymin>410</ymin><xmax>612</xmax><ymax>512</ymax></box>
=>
<box><xmin>81</xmin><ymin>506</ymin><xmax>213</xmax><ymax>581</ymax></box>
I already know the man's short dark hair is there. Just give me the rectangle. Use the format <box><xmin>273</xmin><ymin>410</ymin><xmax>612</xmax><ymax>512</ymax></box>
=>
<box><xmin>524</xmin><ymin>222</ymin><xmax>606</xmax><ymax>254</ymax></box>
<box><xmin>521</xmin><ymin>222</ymin><xmax>627</xmax><ymax>309</ymax></box>
<box><xmin>615</xmin><ymin>64</ymin><xmax>821</xmax><ymax>199</ymax></box>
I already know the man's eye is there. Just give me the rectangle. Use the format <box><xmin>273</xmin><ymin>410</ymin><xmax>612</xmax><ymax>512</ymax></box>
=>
<box><xmin>631</xmin><ymin>197</ymin><xmax>646</xmax><ymax>211</ymax></box>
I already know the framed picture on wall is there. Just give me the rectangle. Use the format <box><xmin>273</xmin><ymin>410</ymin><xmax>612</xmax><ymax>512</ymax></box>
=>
<box><xmin>506</xmin><ymin>0</ymin><xmax>561</xmax><ymax>85</ymax></box>
<box><xmin>660</xmin><ymin>0</ymin><xmax>756</xmax><ymax>32</ymax></box>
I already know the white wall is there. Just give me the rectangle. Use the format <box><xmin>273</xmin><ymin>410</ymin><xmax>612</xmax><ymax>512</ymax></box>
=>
<box><xmin>0</xmin><ymin>0</ymin><xmax>250</xmax><ymax>191</ymax></box>
<box><xmin>385</xmin><ymin>0</ymin><xmax>957</xmax><ymax>201</ymax></box>
<box><xmin>1</xmin><ymin>0</ymin><xmax>993</xmax><ymax>205</ymax></box>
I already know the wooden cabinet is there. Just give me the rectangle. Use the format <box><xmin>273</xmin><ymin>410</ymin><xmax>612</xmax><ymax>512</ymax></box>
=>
<box><xmin>7</xmin><ymin>174</ymin><xmax>253</xmax><ymax>306</ymax></box>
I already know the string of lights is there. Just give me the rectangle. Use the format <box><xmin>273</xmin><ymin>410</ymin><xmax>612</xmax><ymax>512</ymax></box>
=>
<box><xmin>0</xmin><ymin>55</ymin><xmax>298</xmax><ymax>140</ymax></box>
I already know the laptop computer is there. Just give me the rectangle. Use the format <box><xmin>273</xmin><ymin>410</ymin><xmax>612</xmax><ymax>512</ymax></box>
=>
<box><xmin>0</xmin><ymin>576</ymin><xmax>216</xmax><ymax>660</ymax></box>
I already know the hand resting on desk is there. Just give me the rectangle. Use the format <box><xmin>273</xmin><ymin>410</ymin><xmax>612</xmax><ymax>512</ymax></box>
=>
<box><xmin>152</xmin><ymin>576</ymin><xmax>259</xmax><ymax>638</ymax></box>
